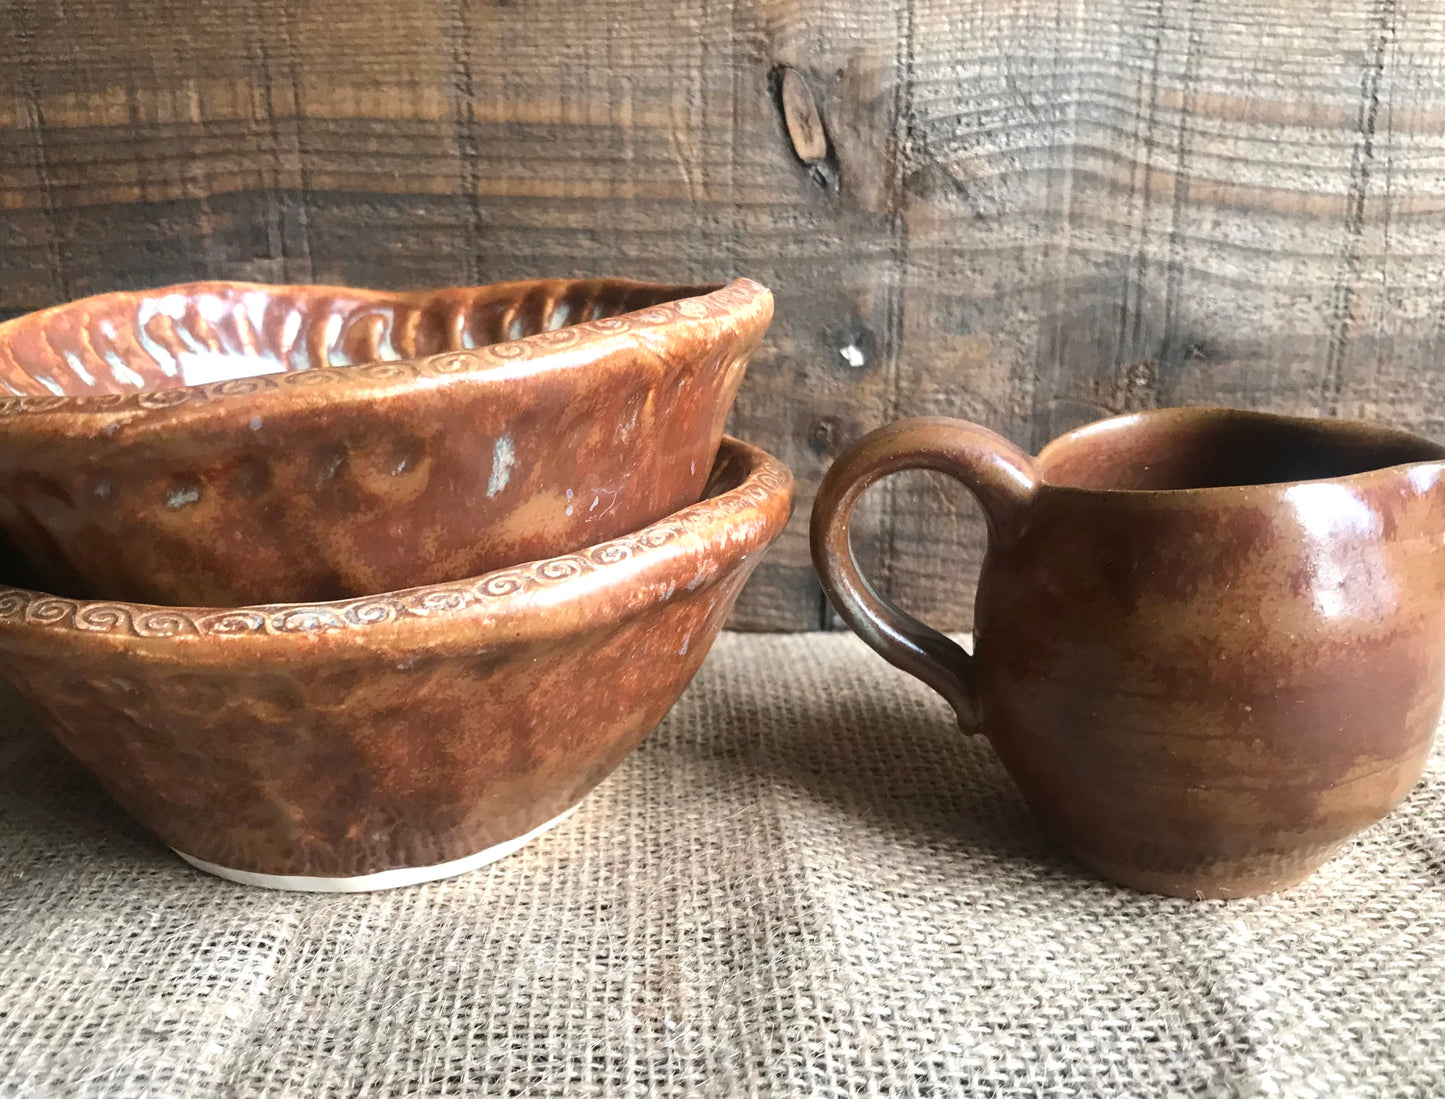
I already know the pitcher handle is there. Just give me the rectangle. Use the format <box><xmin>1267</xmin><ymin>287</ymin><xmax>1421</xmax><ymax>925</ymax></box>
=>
<box><xmin>809</xmin><ymin>417</ymin><xmax>1040</xmax><ymax>728</ymax></box>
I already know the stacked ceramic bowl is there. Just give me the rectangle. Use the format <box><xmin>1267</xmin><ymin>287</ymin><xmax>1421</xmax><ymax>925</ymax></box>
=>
<box><xmin>0</xmin><ymin>277</ymin><xmax>792</xmax><ymax>890</ymax></box>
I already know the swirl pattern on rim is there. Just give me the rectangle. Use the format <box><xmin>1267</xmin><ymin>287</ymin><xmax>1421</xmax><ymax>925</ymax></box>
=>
<box><xmin>0</xmin><ymin>459</ymin><xmax>791</xmax><ymax>638</ymax></box>
<box><xmin>0</xmin><ymin>280</ymin><xmax>763</xmax><ymax>415</ymax></box>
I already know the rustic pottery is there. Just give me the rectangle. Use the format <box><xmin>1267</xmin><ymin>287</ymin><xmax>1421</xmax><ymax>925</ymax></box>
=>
<box><xmin>0</xmin><ymin>437</ymin><xmax>793</xmax><ymax>891</ymax></box>
<box><xmin>0</xmin><ymin>277</ymin><xmax>772</xmax><ymax>606</ymax></box>
<box><xmin>811</xmin><ymin>407</ymin><xmax>1445</xmax><ymax>899</ymax></box>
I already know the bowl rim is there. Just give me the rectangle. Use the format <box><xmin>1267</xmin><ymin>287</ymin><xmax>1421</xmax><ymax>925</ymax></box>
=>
<box><xmin>0</xmin><ymin>436</ymin><xmax>794</xmax><ymax>656</ymax></box>
<box><xmin>0</xmin><ymin>277</ymin><xmax>772</xmax><ymax>420</ymax></box>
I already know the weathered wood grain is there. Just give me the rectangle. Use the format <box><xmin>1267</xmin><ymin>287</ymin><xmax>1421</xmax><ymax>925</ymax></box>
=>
<box><xmin>3</xmin><ymin>0</ymin><xmax>1444</xmax><ymax>630</ymax></box>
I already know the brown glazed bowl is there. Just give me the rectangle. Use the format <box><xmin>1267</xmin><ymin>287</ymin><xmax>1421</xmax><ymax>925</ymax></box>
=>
<box><xmin>0</xmin><ymin>437</ymin><xmax>793</xmax><ymax>891</ymax></box>
<box><xmin>0</xmin><ymin>277</ymin><xmax>772</xmax><ymax>606</ymax></box>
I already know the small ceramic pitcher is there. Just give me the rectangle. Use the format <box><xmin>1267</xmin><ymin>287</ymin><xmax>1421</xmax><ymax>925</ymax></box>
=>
<box><xmin>811</xmin><ymin>408</ymin><xmax>1445</xmax><ymax>898</ymax></box>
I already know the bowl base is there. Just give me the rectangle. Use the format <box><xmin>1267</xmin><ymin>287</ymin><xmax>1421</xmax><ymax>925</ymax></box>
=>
<box><xmin>172</xmin><ymin>804</ymin><xmax>580</xmax><ymax>892</ymax></box>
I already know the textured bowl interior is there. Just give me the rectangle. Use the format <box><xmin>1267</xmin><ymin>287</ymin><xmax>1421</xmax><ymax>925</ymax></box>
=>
<box><xmin>0</xmin><ymin>279</ymin><xmax>715</xmax><ymax>397</ymax></box>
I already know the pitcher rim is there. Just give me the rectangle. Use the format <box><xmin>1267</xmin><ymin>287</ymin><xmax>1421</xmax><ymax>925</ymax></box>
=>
<box><xmin>1034</xmin><ymin>405</ymin><xmax>1445</xmax><ymax>498</ymax></box>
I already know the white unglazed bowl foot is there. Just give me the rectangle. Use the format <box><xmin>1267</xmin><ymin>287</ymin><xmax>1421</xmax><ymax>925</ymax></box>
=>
<box><xmin>172</xmin><ymin>804</ymin><xmax>581</xmax><ymax>892</ymax></box>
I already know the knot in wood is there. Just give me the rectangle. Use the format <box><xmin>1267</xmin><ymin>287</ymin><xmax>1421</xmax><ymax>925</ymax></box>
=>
<box><xmin>780</xmin><ymin>67</ymin><xmax>829</xmax><ymax>164</ymax></box>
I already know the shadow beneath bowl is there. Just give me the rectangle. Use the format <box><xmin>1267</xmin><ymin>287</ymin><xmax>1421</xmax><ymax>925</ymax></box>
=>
<box><xmin>0</xmin><ymin>525</ymin><xmax>48</xmax><ymax>594</ymax></box>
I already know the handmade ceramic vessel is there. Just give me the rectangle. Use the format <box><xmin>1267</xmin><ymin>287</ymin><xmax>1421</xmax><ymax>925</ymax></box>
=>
<box><xmin>812</xmin><ymin>408</ymin><xmax>1445</xmax><ymax>899</ymax></box>
<box><xmin>0</xmin><ymin>437</ymin><xmax>793</xmax><ymax>890</ymax></box>
<box><xmin>0</xmin><ymin>277</ymin><xmax>771</xmax><ymax>605</ymax></box>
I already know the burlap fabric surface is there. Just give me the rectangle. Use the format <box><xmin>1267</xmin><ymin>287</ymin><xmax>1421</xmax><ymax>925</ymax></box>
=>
<box><xmin>2</xmin><ymin>632</ymin><xmax>1443</xmax><ymax>1098</ymax></box>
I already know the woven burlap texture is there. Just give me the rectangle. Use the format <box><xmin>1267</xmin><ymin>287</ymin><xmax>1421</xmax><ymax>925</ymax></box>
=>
<box><xmin>2</xmin><ymin>631</ymin><xmax>1443</xmax><ymax>1098</ymax></box>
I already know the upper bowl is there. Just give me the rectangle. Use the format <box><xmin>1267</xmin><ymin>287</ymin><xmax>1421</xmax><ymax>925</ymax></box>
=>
<box><xmin>0</xmin><ymin>276</ymin><xmax>772</xmax><ymax>605</ymax></box>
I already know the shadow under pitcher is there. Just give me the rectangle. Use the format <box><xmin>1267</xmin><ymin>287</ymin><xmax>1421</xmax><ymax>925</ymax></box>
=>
<box><xmin>811</xmin><ymin>407</ymin><xmax>1445</xmax><ymax>899</ymax></box>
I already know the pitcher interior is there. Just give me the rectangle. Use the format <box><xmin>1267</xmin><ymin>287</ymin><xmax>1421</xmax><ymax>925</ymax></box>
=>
<box><xmin>1038</xmin><ymin>410</ymin><xmax>1445</xmax><ymax>492</ymax></box>
<box><xmin>0</xmin><ymin>280</ymin><xmax>713</xmax><ymax>397</ymax></box>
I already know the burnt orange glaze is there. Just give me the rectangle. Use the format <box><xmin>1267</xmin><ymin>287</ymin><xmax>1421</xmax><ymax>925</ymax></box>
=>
<box><xmin>0</xmin><ymin>438</ymin><xmax>794</xmax><ymax>879</ymax></box>
<box><xmin>812</xmin><ymin>408</ymin><xmax>1445</xmax><ymax>898</ymax></box>
<box><xmin>0</xmin><ymin>278</ymin><xmax>772</xmax><ymax>606</ymax></box>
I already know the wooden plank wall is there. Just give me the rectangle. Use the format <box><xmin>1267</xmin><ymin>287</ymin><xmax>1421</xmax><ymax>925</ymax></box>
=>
<box><xmin>3</xmin><ymin>0</ymin><xmax>1443</xmax><ymax>630</ymax></box>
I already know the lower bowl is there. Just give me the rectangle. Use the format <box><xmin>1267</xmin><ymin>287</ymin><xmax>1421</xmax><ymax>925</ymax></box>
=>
<box><xmin>0</xmin><ymin>437</ymin><xmax>793</xmax><ymax>890</ymax></box>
